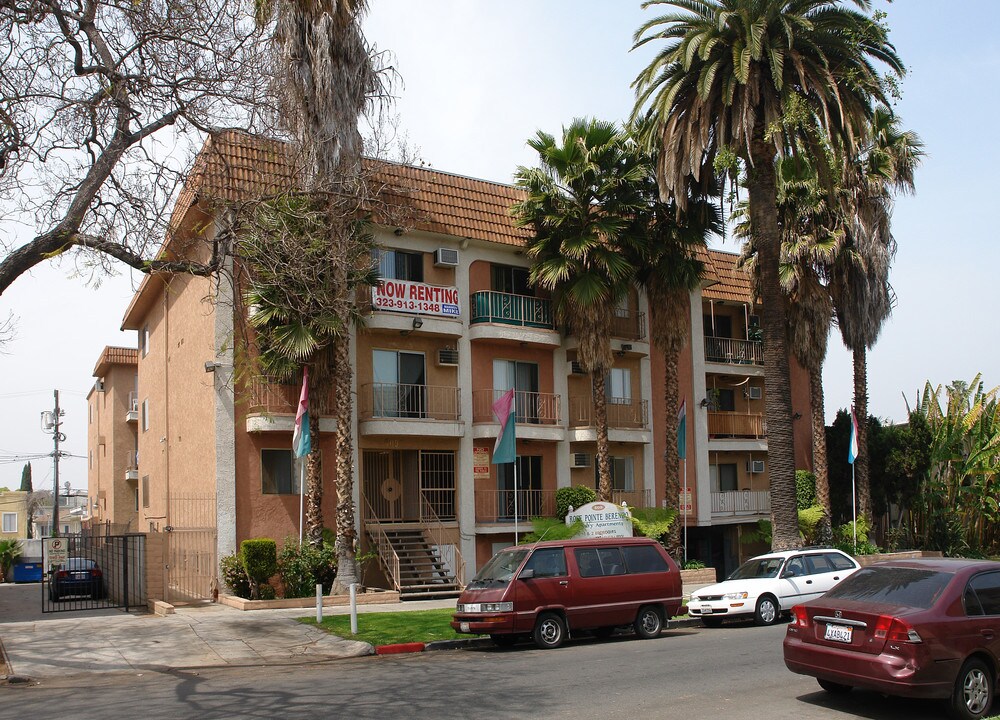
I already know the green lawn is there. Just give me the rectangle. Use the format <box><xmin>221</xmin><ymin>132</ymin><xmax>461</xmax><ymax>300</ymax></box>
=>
<box><xmin>300</xmin><ymin>608</ymin><xmax>482</xmax><ymax>646</ymax></box>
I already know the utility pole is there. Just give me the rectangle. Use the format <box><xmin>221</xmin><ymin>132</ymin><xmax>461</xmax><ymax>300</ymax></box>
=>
<box><xmin>41</xmin><ymin>390</ymin><xmax>65</xmax><ymax>537</ymax></box>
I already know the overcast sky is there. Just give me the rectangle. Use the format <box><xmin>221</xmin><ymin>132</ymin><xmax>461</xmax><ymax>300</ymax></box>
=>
<box><xmin>1</xmin><ymin>1</ymin><xmax>996</xmax><ymax>492</ymax></box>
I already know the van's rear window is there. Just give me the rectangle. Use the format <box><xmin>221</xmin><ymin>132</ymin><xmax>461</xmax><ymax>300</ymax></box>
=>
<box><xmin>622</xmin><ymin>545</ymin><xmax>669</xmax><ymax>574</ymax></box>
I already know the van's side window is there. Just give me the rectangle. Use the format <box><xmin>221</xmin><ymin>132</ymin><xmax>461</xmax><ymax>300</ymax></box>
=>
<box><xmin>622</xmin><ymin>545</ymin><xmax>669</xmax><ymax>574</ymax></box>
<box><xmin>575</xmin><ymin>547</ymin><xmax>626</xmax><ymax>577</ymax></box>
<box><xmin>523</xmin><ymin>548</ymin><xmax>567</xmax><ymax>578</ymax></box>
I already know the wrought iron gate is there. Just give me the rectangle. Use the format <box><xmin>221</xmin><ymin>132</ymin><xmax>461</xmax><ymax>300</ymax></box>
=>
<box><xmin>165</xmin><ymin>527</ymin><xmax>217</xmax><ymax>603</ymax></box>
<box><xmin>41</xmin><ymin>534</ymin><xmax>145</xmax><ymax>613</ymax></box>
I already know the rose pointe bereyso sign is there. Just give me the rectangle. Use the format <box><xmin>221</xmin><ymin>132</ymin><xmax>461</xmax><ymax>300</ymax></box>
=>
<box><xmin>372</xmin><ymin>279</ymin><xmax>461</xmax><ymax>317</ymax></box>
<box><xmin>565</xmin><ymin>502</ymin><xmax>633</xmax><ymax>538</ymax></box>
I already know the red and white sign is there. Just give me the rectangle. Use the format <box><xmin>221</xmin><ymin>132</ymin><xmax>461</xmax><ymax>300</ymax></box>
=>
<box><xmin>680</xmin><ymin>488</ymin><xmax>693</xmax><ymax>515</ymax></box>
<box><xmin>372</xmin><ymin>279</ymin><xmax>461</xmax><ymax>317</ymax></box>
<box><xmin>473</xmin><ymin>448</ymin><xmax>490</xmax><ymax>480</ymax></box>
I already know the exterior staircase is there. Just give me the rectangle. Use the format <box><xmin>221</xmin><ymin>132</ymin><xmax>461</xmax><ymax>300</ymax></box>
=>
<box><xmin>382</xmin><ymin>529</ymin><xmax>463</xmax><ymax>601</ymax></box>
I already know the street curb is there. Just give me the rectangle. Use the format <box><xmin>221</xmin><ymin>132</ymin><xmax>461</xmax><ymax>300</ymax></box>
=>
<box><xmin>375</xmin><ymin>642</ymin><xmax>426</xmax><ymax>655</ymax></box>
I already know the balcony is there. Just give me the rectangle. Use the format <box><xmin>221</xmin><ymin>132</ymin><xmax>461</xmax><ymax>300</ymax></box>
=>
<box><xmin>470</xmin><ymin>291</ymin><xmax>553</xmax><ymax>329</ymax></box>
<box><xmin>363</xmin><ymin>488</ymin><xmax>457</xmax><ymax>523</ymax></box>
<box><xmin>704</xmin><ymin>337</ymin><xmax>763</xmax><ymax>366</ymax></box>
<box><xmin>568</xmin><ymin>397</ymin><xmax>649</xmax><ymax>430</ymax></box>
<box><xmin>475</xmin><ymin>489</ymin><xmax>557</xmax><ymax>523</ymax></box>
<box><xmin>125</xmin><ymin>392</ymin><xmax>139</xmax><ymax>423</ymax></box>
<box><xmin>708</xmin><ymin>412</ymin><xmax>765</xmax><ymax>439</ymax></box>
<box><xmin>611</xmin><ymin>488</ymin><xmax>654</xmax><ymax>509</ymax></box>
<box><xmin>611</xmin><ymin>310</ymin><xmax>647</xmax><ymax>341</ymax></box>
<box><xmin>245</xmin><ymin>377</ymin><xmax>336</xmax><ymax>433</ymax></box>
<box><xmin>358</xmin><ymin>383</ymin><xmax>464</xmax><ymax>437</ymax></box>
<box><xmin>711</xmin><ymin>490</ymin><xmax>770</xmax><ymax>517</ymax></box>
<box><xmin>473</xmin><ymin>389</ymin><xmax>560</xmax><ymax>425</ymax></box>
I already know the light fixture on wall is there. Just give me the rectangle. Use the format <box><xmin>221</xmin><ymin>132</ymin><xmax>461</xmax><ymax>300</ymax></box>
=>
<box><xmin>205</xmin><ymin>361</ymin><xmax>223</xmax><ymax>373</ymax></box>
<box><xmin>699</xmin><ymin>398</ymin><xmax>710</xmax><ymax>408</ymax></box>
<box><xmin>792</xmin><ymin>412</ymin><xmax>803</xmax><ymax>420</ymax></box>
<box><xmin>617</xmin><ymin>343</ymin><xmax>633</xmax><ymax>357</ymax></box>
<box><xmin>412</xmin><ymin>317</ymin><xmax>423</xmax><ymax>330</ymax></box>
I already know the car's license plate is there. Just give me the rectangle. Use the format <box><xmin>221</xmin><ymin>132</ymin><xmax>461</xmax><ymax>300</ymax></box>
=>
<box><xmin>699</xmin><ymin>605</ymin><xmax>713</xmax><ymax>615</ymax></box>
<box><xmin>460</xmin><ymin>622</ymin><xmax>470</xmax><ymax>633</ymax></box>
<box><xmin>824</xmin><ymin>623</ymin><xmax>853</xmax><ymax>643</ymax></box>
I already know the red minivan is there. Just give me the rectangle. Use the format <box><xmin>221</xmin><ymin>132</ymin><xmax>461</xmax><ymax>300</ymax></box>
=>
<box><xmin>451</xmin><ymin>537</ymin><xmax>682</xmax><ymax>649</ymax></box>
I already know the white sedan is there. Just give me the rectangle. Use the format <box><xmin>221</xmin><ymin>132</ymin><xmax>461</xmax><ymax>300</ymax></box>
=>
<box><xmin>688</xmin><ymin>548</ymin><xmax>860</xmax><ymax>627</ymax></box>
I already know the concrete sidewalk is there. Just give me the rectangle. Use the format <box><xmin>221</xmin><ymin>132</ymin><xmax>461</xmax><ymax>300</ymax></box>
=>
<box><xmin>0</xmin><ymin>583</ymin><xmax>456</xmax><ymax>682</ymax></box>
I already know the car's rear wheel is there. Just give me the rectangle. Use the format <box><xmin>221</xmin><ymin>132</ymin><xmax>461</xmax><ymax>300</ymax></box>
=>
<box><xmin>634</xmin><ymin>606</ymin><xmax>663</xmax><ymax>639</ymax></box>
<box><xmin>490</xmin><ymin>634</ymin><xmax>518</xmax><ymax>648</ymax></box>
<box><xmin>950</xmin><ymin>658</ymin><xmax>993</xmax><ymax>720</ymax></box>
<box><xmin>817</xmin><ymin>679</ymin><xmax>853</xmax><ymax>694</ymax></box>
<box><xmin>754</xmin><ymin>595</ymin><xmax>779</xmax><ymax>626</ymax></box>
<box><xmin>701</xmin><ymin>616</ymin><xmax>723</xmax><ymax>628</ymax></box>
<box><xmin>532</xmin><ymin>613</ymin><xmax>566</xmax><ymax>650</ymax></box>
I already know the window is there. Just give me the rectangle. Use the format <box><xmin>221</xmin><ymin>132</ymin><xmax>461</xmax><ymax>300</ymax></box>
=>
<box><xmin>714</xmin><ymin>388</ymin><xmax>736</xmax><ymax>412</ymax></box>
<box><xmin>703</xmin><ymin>314</ymin><xmax>732</xmax><ymax>338</ymax></box>
<box><xmin>711</xmin><ymin>463</ymin><xmax>738</xmax><ymax>493</ymax></box>
<box><xmin>494</xmin><ymin>359</ymin><xmax>539</xmax><ymax>423</ymax></box>
<box><xmin>261</xmin><ymin>449</ymin><xmax>299</xmax><ymax>494</ymax></box>
<box><xmin>607</xmin><ymin>368</ymin><xmax>632</xmax><ymax>403</ymax></box>
<box><xmin>142</xmin><ymin>476</ymin><xmax>150</xmax><ymax>508</ymax></box>
<box><xmin>523</xmin><ymin>547</ymin><xmax>567</xmax><ymax>578</ymax></box>
<box><xmin>622</xmin><ymin>545</ymin><xmax>669</xmax><ymax>574</ymax></box>
<box><xmin>497</xmin><ymin>456</ymin><xmax>542</xmax><ymax>519</ymax></box>
<box><xmin>373</xmin><ymin>350</ymin><xmax>426</xmax><ymax>418</ymax></box>
<box><xmin>139</xmin><ymin>325</ymin><xmax>150</xmax><ymax>357</ymax></box>
<box><xmin>597</xmin><ymin>456</ymin><xmax>635</xmax><ymax>492</ymax></box>
<box><xmin>491</xmin><ymin>264</ymin><xmax>532</xmax><ymax>296</ymax></box>
<box><xmin>134</xmin><ymin>488</ymin><xmax>139</xmax><ymax>512</ymax></box>
<box><xmin>2</xmin><ymin>513</ymin><xmax>16</xmax><ymax>533</ymax></box>
<box><xmin>825</xmin><ymin>552</ymin><xmax>856</xmax><ymax>572</ymax></box>
<box><xmin>141</xmin><ymin>398</ymin><xmax>150</xmax><ymax>432</ymax></box>
<box><xmin>804</xmin><ymin>554</ymin><xmax>833</xmax><ymax>574</ymax></box>
<box><xmin>377</xmin><ymin>248</ymin><xmax>423</xmax><ymax>282</ymax></box>
<box><xmin>967</xmin><ymin>572</ymin><xmax>1000</xmax><ymax>616</ymax></box>
<box><xmin>574</xmin><ymin>546</ymin><xmax>626</xmax><ymax>577</ymax></box>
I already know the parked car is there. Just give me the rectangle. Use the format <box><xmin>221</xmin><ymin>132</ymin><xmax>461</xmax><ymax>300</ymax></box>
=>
<box><xmin>783</xmin><ymin>558</ymin><xmax>1000</xmax><ymax>720</ymax></box>
<box><xmin>451</xmin><ymin>537</ymin><xmax>682</xmax><ymax>649</ymax></box>
<box><xmin>688</xmin><ymin>548</ymin><xmax>860</xmax><ymax>626</ymax></box>
<box><xmin>49</xmin><ymin>557</ymin><xmax>105</xmax><ymax>601</ymax></box>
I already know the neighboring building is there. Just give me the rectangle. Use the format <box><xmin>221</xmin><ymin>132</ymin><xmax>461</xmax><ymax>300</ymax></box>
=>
<box><xmin>0</xmin><ymin>489</ymin><xmax>28</xmax><ymax>541</ymax></box>
<box><xmin>89</xmin><ymin>131</ymin><xmax>813</xmax><ymax>601</ymax></box>
<box><xmin>32</xmin><ymin>487</ymin><xmax>89</xmax><ymax>537</ymax></box>
<box><xmin>86</xmin><ymin>346</ymin><xmax>140</xmax><ymax>533</ymax></box>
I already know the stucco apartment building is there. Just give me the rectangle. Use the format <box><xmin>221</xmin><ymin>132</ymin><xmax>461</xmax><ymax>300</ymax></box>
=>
<box><xmin>87</xmin><ymin>131</ymin><xmax>813</xmax><ymax>600</ymax></box>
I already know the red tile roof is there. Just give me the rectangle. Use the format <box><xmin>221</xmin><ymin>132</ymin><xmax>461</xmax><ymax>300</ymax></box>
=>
<box><xmin>703</xmin><ymin>249</ymin><xmax>755</xmax><ymax>305</ymax></box>
<box><xmin>93</xmin><ymin>346</ymin><xmax>138</xmax><ymax>377</ymax></box>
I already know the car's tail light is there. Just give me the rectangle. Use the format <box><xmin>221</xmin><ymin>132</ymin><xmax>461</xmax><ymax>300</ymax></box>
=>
<box><xmin>56</xmin><ymin>570</ymin><xmax>68</xmax><ymax>579</ymax></box>
<box><xmin>790</xmin><ymin>605</ymin><xmax>810</xmax><ymax>628</ymax></box>
<box><xmin>90</xmin><ymin>569</ymin><xmax>102</xmax><ymax>578</ymax></box>
<box><xmin>873</xmin><ymin>615</ymin><xmax>922</xmax><ymax>643</ymax></box>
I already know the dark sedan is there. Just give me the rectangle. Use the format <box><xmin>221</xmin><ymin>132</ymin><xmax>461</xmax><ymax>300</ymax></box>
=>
<box><xmin>784</xmin><ymin>558</ymin><xmax>1000</xmax><ymax>720</ymax></box>
<box><xmin>50</xmin><ymin>557</ymin><xmax>105</xmax><ymax>601</ymax></box>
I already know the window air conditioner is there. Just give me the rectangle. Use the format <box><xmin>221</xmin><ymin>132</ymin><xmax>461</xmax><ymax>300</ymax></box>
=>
<box><xmin>747</xmin><ymin>460</ymin><xmax>765</xmax><ymax>474</ymax></box>
<box><xmin>434</xmin><ymin>248</ymin><xmax>459</xmax><ymax>267</ymax></box>
<box><xmin>570</xmin><ymin>361</ymin><xmax>586</xmax><ymax>375</ymax></box>
<box><xmin>571</xmin><ymin>453</ymin><xmax>592</xmax><ymax>469</ymax></box>
<box><xmin>437</xmin><ymin>347</ymin><xmax>459</xmax><ymax>366</ymax></box>
<box><xmin>94</xmin><ymin>379</ymin><xmax>105</xmax><ymax>392</ymax></box>
<box><xmin>747</xmin><ymin>386</ymin><xmax>762</xmax><ymax>400</ymax></box>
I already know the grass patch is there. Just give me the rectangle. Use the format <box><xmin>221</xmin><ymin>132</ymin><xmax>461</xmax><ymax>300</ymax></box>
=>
<box><xmin>300</xmin><ymin>608</ymin><xmax>482</xmax><ymax>646</ymax></box>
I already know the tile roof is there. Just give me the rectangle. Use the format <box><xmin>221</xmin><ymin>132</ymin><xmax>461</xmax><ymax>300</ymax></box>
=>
<box><xmin>93</xmin><ymin>346</ymin><xmax>138</xmax><ymax>376</ymax></box>
<box><xmin>703</xmin><ymin>249</ymin><xmax>755</xmax><ymax>305</ymax></box>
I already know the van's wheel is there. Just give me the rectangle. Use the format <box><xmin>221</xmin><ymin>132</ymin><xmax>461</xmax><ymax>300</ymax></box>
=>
<box><xmin>950</xmin><ymin>658</ymin><xmax>993</xmax><ymax>720</ymax></box>
<box><xmin>754</xmin><ymin>595</ymin><xmax>779</xmax><ymax>626</ymax></box>
<box><xmin>490</xmin><ymin>634</ymin><xmax>517</xmax><ymax>648</ymax></box>
<box><xmin>634</xmin><ymin>606</ymin><xmax>664</xmax><ymax>639</ymax></box>
<box><xmin>532</xmin><ymin>612</ymin><xmax>566</xmax><ymax>649</ymax></box>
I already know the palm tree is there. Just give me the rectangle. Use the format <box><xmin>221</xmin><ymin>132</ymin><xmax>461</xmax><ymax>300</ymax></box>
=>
<box><xmin>830</xmin><ymin>108</ymin><xmax>923</xmax><ymax>526</ymax></box>
<box><xmin>255</xmin><ymin>0</ymin><xmax>378</xmax><ymax>590</ymax></box>
<box><xmin>632</xmin><ymin>0</ymin><xmax>903</xmax><ymax>550</ymax></box>
<box><xmin>512</xmin><ymin>119</ymin><xmax>646</xmax><ymax>500</ymax></box>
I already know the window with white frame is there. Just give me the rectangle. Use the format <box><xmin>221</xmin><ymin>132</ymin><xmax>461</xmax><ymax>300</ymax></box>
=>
<box><xmin>2</xmin><ymin>513</ymin><xmax>16</xmax><ymax>533</ymax></box>
<box><xmin>595</xmin><ymin>456</ymin><xmax>635</xmax><ymax>492</ymax></box>
<box><xmin>607</xmin><ymin>367</ymin><xmax>632</xmax><ymax>404</ymax></box>
<box><xmin>140</xmin><ymin>325</ymin><xmax>150</xmax><ymax>357</ymax></box>
<box><xmin>141</xmin><ymin>398</ymin><xmax>149</xmax><ymax>432</ymax></box>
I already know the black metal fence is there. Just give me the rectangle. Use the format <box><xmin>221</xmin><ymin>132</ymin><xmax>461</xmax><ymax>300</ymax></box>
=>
<box><xmin>41</xmin><ymin>534</ymin><xmax>146</xmax><ymax>613</ymax></box>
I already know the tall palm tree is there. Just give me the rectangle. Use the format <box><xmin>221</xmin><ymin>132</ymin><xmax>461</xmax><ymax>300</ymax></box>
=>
<box><xmin>512</xmin><ymin>119</ymin><xmax>646</xmax><ymax>500</ymax></box>
<box><xmin>255</xmin><ymin>0</ymin><xmax>378</xmax><ymax>589</ymax></box>
<box><xmin>830</xmin><ymin>108</ymin><xmax>923</xmax><ymax>526</ymax></box>
<box><xmin>632</xmin><ymin>0</ymin><xmax>903</xmax><ymax>550</ymax></box>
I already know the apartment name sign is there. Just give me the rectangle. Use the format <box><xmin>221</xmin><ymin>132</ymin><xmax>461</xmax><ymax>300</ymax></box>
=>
<box><xmin>565</xmin><ymin>502</ymin><xmax>633</xmax><ymax>538</ymax></box>
<box><xmin>372</xmin><ymin>279</ymin><xmax>461</xmax><ymax>317</ymax></box>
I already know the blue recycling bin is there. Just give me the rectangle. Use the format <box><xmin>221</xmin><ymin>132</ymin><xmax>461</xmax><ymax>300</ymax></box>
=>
<box><xmin>12</xmin><ymin>561</ymin><xmax>43</xmax><ymax>583</ymax></box>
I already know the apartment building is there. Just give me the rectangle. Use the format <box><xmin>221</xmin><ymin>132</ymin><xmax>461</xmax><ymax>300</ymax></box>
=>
<box><xmin>88</xmin><ymin>131</ymin><xmax>812</xmax><ymax>600</ymax></box>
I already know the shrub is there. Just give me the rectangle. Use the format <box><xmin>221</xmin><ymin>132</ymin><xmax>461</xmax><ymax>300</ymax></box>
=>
<box><xmin>258</xmin><ymin>583</ymin><xmax>277</xmax><ymax>600</ymax></box>
<box><xmin>795</xmin><ymin>470</ymin><xmax>816</xmax><ymax>510</ymax></box>
<box><xmin>241</xmin><ymin>538</ymin><xmax>278</xmax><ymax>599</ymax></box>
<box><xmin>0</xmin><ymin>539</ymin><xmax>22</xmax><ymax>582</ymax></box>
<box><xmin>278</xmin><ymin>538</ymin><xmax>337</xmax><ymax>598</ymax></box>
<box><xmin>519</xmin><ymin>517</ymin><xmax>584</xmax><ymax>544</ymax></box>
<box><xmin>682</xmin><ymin>559</ymin><xmax>706</xmax><ymax>570</ymax></box>
<box><xmin>556</xmin><ymin>485</ymin><xmax>597</xmax><ymax>521</ymax></box>
<box><xmin>629</xmin><ymin>507</ymin><xmax>677</xmax><ymax>542</ymax></box>
<box><xmin>833</xmin><ymin>518</ymin><xmax>880</xmax><ymax>555</ymax></box>
<box><xmin>220</xmin><ymin>552</ymin><xmax>252</xmax><ymax>598</ymax></box>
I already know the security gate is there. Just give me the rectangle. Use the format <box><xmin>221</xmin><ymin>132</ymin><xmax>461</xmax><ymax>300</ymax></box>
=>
<box><xmin>165</xmin><ymin>527</ymin><xmax>217</xmax><ymax>603</ymax></box>
<box><xmin>41</xmin><ymin>534</ymin><xmax>145</xmax><ymax>613</ymax></box>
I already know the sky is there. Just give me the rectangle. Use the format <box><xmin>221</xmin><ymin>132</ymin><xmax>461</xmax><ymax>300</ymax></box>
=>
<box><xmin>1</xmin><ymin>1</ymin><xmax>997</xmax><ymax>492</ymax></box>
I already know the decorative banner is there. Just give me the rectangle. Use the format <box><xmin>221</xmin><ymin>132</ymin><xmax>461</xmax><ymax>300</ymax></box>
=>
<box><xmin>565</xmin><ymin>501</ymin><xmax>633</xmax><ymax>538</ymax></box>
<box><xmin>473</xmin><ymin>448</ymin><xmax>490</xmax><ymax>480</ymax></box>
<box><xmin>372</xmin><ymin>279</ymin><xmax>460</xmax><ymax>317</ymax></box>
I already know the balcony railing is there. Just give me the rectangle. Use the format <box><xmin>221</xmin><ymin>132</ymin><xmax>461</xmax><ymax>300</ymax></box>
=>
<box><xmin>475</xmin><ymin>489</ymin><xmax>557</xmax><ymax>523</ymax></box>
<box><xmin>568</xmin><ymin>397</ymin><xmax>649</xmax><ymax>429</ymax></box>
<box><xmin>359</xmin><ymin>383</ymin><xmax>460</xmax><ymax>421</ymax></box>
<box><xmin>363</xmin><ymin>488</ymin><xmax>458</xmax><ymax>523</ymax></box>
<box><xmin>472</xmin><ymin>389</ymin><xmax>561</xmax><ymax>425</ymax></box>
<box><xmin>610</xmin><ymin>310</ymin><xmax>647</xmax><ymax>341</ymax></box>
<box><xmin>247</xmin><ymin>376</ymin><xmax>332</xmax><ymax>415</ymax></box>
<box><xmin>611</xmin><ymin>488</ymin><xmax>654</xmax><ymax>509</ymax></box>
<box><xmin>470</xmin><ymin>291</ymin><xmax>553</xmax><ymax>329</ymax></box>
<box><xmin>711</xmin><ymin>490</ymin><xmax>770</xmax><ymax>516</ymax></box>
<box><xmin>708</xmin><ymin>412</ymin><xmax>765</xmax><ymax>439</ymax></box>
<box><xmin>125</xmin><ymin>392</ymin><xmax>139</xmax><ymax>422</ymax></box>
<box><xmin>704</xmin><ymin>337</ymin><xmax>763</xmax><ymax>365</ymax></box>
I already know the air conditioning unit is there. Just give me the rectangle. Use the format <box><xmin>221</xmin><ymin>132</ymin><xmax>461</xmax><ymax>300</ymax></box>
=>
<box><xmin>437</xmin><ymin>347</ymin><xmax>459</xmax><ymax>366</ymax></box>
<box><xmin>94</xmin><ymin>379</ymin><xmax>105</xmax><ymax>392</ymax></box>
<box><xmin>747</xmin><ymin>460</ymin><xmax>766</xmax><ymax>474</ymax></box>
<box><xmin>570</xmin><ymin>361</ymin><xmax>586</xmax><ymax>375</ymax></box>
<box><xmin>749</xmin><ymin>314</ymin><xmax>761</xmax><ymax>328</ymax></box>
<box><xmin>747</xmin><ymin>386</ymin><xmax>762</xmax><ymax>400</ymax></box>
<box><xmin>571</xmin><ymin>453</ymin><xmax>592</xmax><ymax>469</ymax></box>
<box><xmin>434</xmin><ymin>248</ymin><xmax>459</xmax><ymax>267</ymax></box>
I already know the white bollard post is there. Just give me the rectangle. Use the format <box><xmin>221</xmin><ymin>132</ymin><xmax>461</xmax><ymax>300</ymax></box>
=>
<box><xmin>350</xmin><ymin>582</ymin><xmax>358</xmax><ymax>635</ymax></box>
<box><xmin>316</xmin><ymin>583</ymin><xmax>323</xmax><ymax>623</ymax></box>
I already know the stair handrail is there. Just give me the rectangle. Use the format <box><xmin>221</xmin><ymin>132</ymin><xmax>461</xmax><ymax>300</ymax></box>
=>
<box><xmin>362</xmin><ymin>496</ymin><xmax>401</xmax><ymax>592</ymax></box>
<box><xmin>419</xmin><ymin>492</ymin><xmax>466</xmax><ymax>587</ymax></box>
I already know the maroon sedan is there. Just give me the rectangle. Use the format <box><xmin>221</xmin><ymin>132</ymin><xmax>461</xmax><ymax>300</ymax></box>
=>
<box><xmin>783</xmin><ymin>558</ymin><xmax>1000</xmax><ymax>720</ymax></box>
